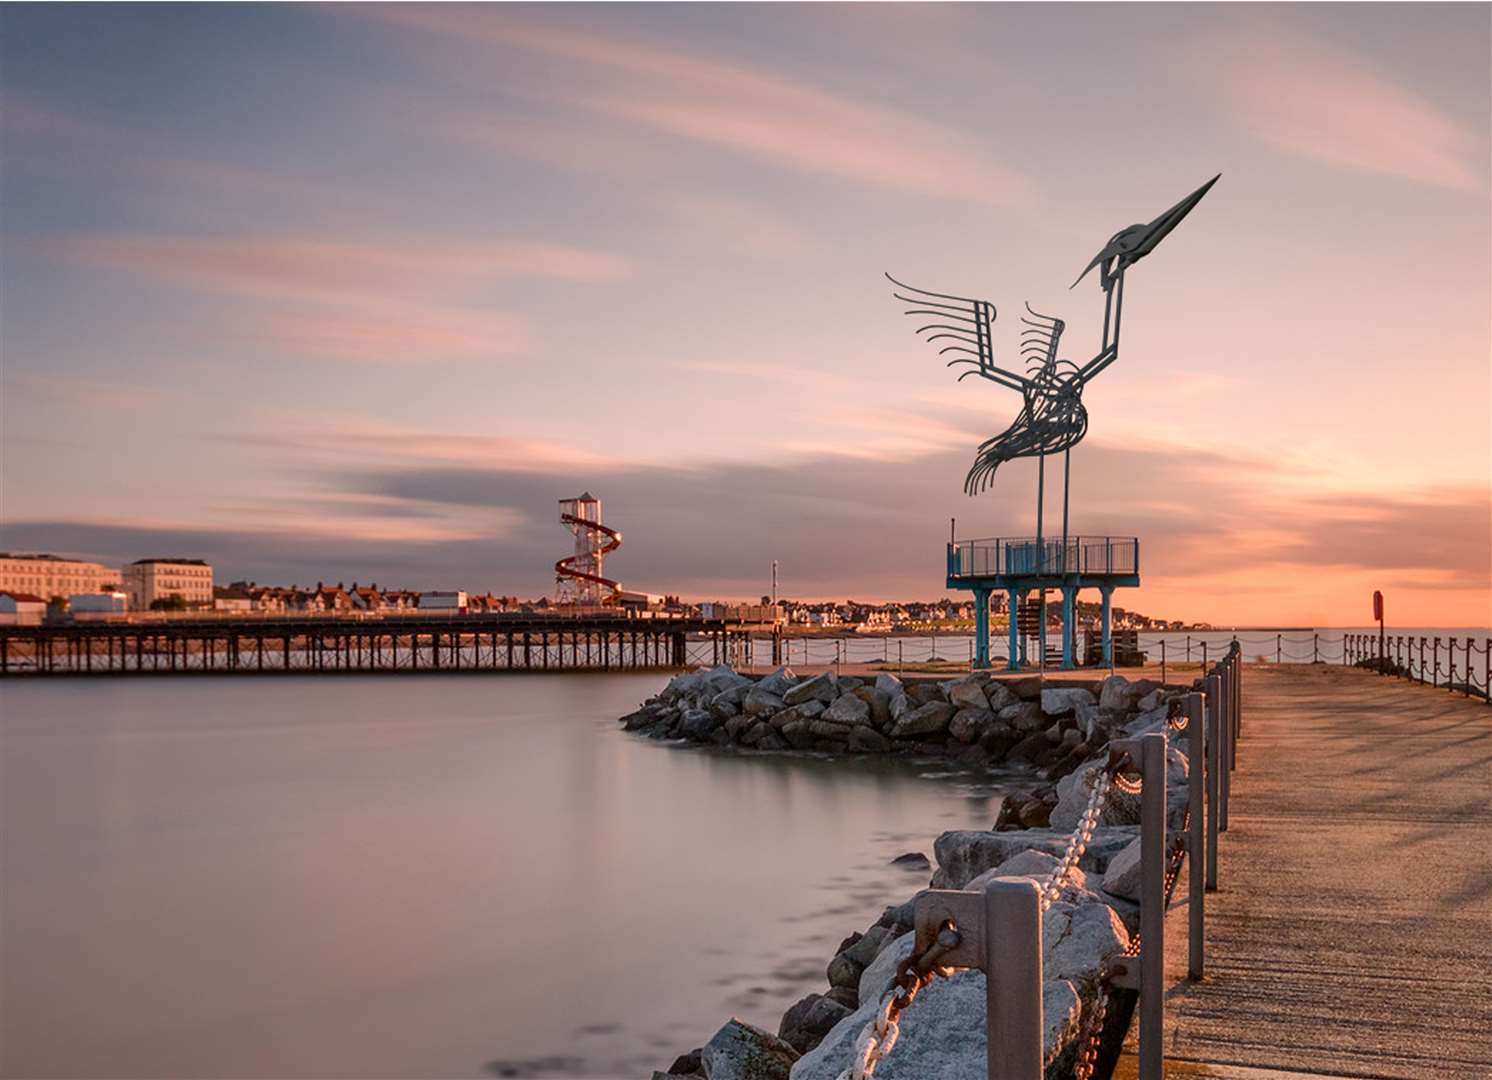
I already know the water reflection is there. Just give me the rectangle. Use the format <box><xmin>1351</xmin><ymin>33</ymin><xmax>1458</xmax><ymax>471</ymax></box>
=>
<box><xmin>1</xmin><ymin>675</ymin><xmax>1025</xmax><ymax>1078</ymax></box>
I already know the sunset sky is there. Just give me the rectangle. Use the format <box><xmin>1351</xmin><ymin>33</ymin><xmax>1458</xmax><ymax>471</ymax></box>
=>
<box><xmin>2</xmin><ymin>3</ymin><xmax>1488</xmax><ymax>627</ymax></box>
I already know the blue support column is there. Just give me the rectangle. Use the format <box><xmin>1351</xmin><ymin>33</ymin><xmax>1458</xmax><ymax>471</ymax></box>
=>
<box><xmin>1101</xmin><ymin>586</ymin><xmax>1114</xmax><ymax>667</ymax></box>
<box><xmin>1061</xmin><ymin>585</ymin><xmax>1077</xmax><ymax>669</ymax></box>
<box><xmin>1008</xmin><ymin>587</ymin><xmax>1022</xmax><ymax>671</ymax></box>
<box><xmin>973</xmin><ymin>587</ymin><xmax>990</xmax><ymax>669</ymax></box>
<box><xmin>1038</xmin><ymin>591</ymin><xmax>1049</xmax><ymax>669</ymax></box>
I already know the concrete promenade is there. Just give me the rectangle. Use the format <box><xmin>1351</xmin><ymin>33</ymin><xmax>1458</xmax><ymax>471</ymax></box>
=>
<box><xmin>1121</xmin><ymin>664</ymin><xmax>1492</xmax><ymax>1078</ymax></box>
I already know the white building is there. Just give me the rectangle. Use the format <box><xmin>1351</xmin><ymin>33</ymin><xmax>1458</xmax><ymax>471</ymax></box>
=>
<box><xmin>0</xmin><ymin>591</ymin><xmax>47</xmax><ymax>624</ymax></box>
<box><xmin>123</xmin><ymin>559</ymin><xmax>214</xmax><ymax>611</ymax></box>
<box><xmin>70</xmin><ymin>592</ymin><xmax>129</xmax><ymax>614</ymax></box>
<box><xmin>0</xmin><ymin>553</ymin><xmax>120</xmax><ymax>599</ymax></box>
<box><xmin>419</xmin><ymin>591</ymin><xmax>468</xmax><ymax>612</ymax></box>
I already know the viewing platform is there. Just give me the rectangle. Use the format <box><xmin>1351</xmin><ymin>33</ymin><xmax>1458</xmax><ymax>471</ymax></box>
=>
<box><xmin>946</xmin><ymin>535</ymin><xmax>1140</xmax><ymax>670</ymax></box>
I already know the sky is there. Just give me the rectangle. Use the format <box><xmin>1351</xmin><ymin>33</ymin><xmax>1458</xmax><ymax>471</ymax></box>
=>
<box><xmin>1</xmin><ymin>3</ymin><xmax>1488</xmax><ymax>627</ymax></box>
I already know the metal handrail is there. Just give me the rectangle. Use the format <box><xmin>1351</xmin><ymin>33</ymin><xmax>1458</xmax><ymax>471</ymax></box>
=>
<box><xmin>947</xmin><ymin>535</ymin><xmax>1139</xmax><ymax>578</ymax></box>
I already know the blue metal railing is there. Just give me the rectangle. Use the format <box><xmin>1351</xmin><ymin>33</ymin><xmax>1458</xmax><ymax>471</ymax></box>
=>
<box><xmin>947</xmin><ymin>535</ymin><xmax>1139</xmax><ymax>579</ymax></box>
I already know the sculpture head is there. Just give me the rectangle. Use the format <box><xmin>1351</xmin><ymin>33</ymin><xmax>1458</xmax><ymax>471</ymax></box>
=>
<box><xmin>1072</xmin><ymin>174</ymin><xmax>1220</xmax><ymax>291</ymax></box>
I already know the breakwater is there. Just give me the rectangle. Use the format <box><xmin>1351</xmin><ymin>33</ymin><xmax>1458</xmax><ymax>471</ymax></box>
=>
<box><xmin>622</xmin><ymin>664</ymin><xmax>1199</xmax><ymax>1078</ymax></box>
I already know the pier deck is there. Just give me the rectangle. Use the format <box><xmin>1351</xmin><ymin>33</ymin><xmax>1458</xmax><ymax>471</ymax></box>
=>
<box><xmin>1120</xmin><ymin>664</ymin><xmax>1492</xmax><ymax>1078</ymax></box>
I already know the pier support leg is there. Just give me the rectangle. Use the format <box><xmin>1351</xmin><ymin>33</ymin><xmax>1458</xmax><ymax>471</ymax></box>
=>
<box><xmin>1100</xmin><ymin>586</ymin><xmax>1114</xmax><ymax>668</ymax></box>
<box><xmin>1060</xmin><ymin>585</ymin><xmax>1077</xmax><ymax>670</ymax></box>
<box><xmin>973</xmin><ymin>587</ymin><xmax>990</xmax><ymax>669</ymax></box>
<box><xmin>1008</xmin><ymin>587</ymin><xmax>1023</xmax><ymax>671</ymax></box>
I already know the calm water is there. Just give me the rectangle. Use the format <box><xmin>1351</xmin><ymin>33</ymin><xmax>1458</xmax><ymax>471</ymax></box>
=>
<box><xmin>0</xmin><ymin>675</ymin><xmax>1015</xmax><ymax>1079</ymax></box>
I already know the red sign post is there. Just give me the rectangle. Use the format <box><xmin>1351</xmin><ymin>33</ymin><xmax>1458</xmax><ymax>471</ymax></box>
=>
<box><xmin>1372</xmin><ymin>590</ymin><xmax>1385</xmax><ymax>672</ymax></box>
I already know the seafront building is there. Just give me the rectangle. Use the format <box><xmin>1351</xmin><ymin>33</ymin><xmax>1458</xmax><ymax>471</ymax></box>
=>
<box><xmin>123</xmin><ymin>558</ymin><xmax>214</xmax><ymax>610</ymax></box>
<box><xmin>0</xmin><ymin>553</ymin><xmax>121</xmax><ymax>599</ymax></box>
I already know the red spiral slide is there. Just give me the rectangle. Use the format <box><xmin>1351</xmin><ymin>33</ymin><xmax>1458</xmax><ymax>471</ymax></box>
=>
<box><xmin>555</xmin><ymin>513</ymin><xmax>623</xmax><ymax>598</ymax></box>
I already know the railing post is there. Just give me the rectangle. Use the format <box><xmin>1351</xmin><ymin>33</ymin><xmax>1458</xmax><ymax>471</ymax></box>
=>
<box><xmin>1139</xmin><ymin>731</ymin><xmax>1166</xmax><ymax>1080</ymax></box>
<box><xmin>1208</xmin><ymin>673</ymin><xmax>1229</xmax><ymax>832</ymax></box>
<box><xmin>1186</xmin><ymin>691</ymin><xmax>1205</xmax><ymax>980</ymax></box>
<box><xmin>1313</xmin><ymin>632</ymin><xmax>1318</xmax><ymax>663</ymax></box>
<box><xmin>1276</xmin><ymin>633</ymin><xmax>1281</xmax><ymax>665</ymax></box>
<box><xmin>1205</xmin><ymin>684</ymin><xmax>1220</xmax><ymax>891</ymax></box>
<box><xmin>986</xmin><ymin>877</ymin><xmax>1043</xmax><ymax>1080</ymax></box>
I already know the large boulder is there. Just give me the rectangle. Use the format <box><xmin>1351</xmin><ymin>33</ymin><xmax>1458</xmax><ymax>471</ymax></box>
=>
<box><xmin>702</xmin><ymin>1018</ymin><xmax>799</xmax><ymax>1080</ymax></box>
<box><xmin>948</xmin><ymin>707</ymin><xmax>996</xmax><ymax>744</ymax></box>
<box><xmin>793</xmin><ymin>932</ymin><xmax>1083</xmax><ymax>1080</ymax></box>
<box><xmin>783</xmin><ymin>672</ymin><xmax>837</xmax><ymax>707</ymax></box>
<box><xmin>822</xmin><ymin>692</ymin><xmax>871</xmax><ymax>727</ymax></box>
<box><xmin>1041</xmin><ymin>687</ymin><xmax>1097</xmax><ymax>716</ymax></box>
<box><xmin>777</xmin><ymin>993</ymin><xmax>852</xmax><ymax>1055</ymax></box>
<box><xmin>931</xmin><ymin>827</ymin><xmax>1139</xmax><ymax>889</ymax></box>
<box><xmin>998</xmin><ymin>701</ymin><xmax>1047</xmax><ymax>732</ymax></box>
<box><xmin>983</xmin><ymin>680</ymin><xmax>1018</xmax><ymax>711</ymax></box>
<box><xmin>681</xmin><ymin>709</ymin><xmax>721</xmax><ymax>740</ymax></box>
<box><xmin>743</xmin><ymin>687</ymin><xmax>786</xmax><ymax>717</ymax></box>
<box><xmin>964</xmin><ymin>848</ymin><xmax>1097</xmax><ymax>907</ymax></box>
<box><xmin>1099</xmin><ymin>836</ymin><xmax>1143</xmax><ymax>901</ymax></box>
<box><xmin>946</xmin><ymin>677</ymin><xmax>990</xmax><ymax>710</ymax></box>
<box><xmin>848</xmin><ymin>726</ymin><xmax>891</xmax><ymax>753</ymax></box>
<box><xmin>874</xmin><ymin>673</ymin><xmax>904</xmax><ymax>696</ymax></box>
<box><xmin>890</xmin><ymin>701</ymin><xmax>956</xmax><ymax>739</ymax></box>
<box><xmin>853</xmin><ymin>687</ymin><xmax>893</xmax><ymax>728</ymax></box>
<box><xmin>756</xmin><ymin>667</ymin><xmax>798</xmax><ymax>697</ymax></box>
<box><xmin>1097</xmin><ymin>674</ymin><xmax>1134</xmax><ymax>711</ymax></box>
<box><xmin>1042</xmin><ymin>899</ymin><xmax>1129</xmax><ymax>987</ymax></box>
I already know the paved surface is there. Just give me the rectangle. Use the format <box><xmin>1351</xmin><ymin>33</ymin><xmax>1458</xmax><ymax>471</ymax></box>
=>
<box><xmin>1118</xmin><ymin>664</ymin><xmax>1491</xmax><ymax>1078</ymax></box>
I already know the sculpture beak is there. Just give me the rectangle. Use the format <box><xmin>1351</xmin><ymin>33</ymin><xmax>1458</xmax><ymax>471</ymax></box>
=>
<box><xmin>1129</xmin><ymin>173</ymin><xmax>1219</xmax><ymax>261</ymax></box>
<box><xmin>1071</xmin><ymin>173</ymin><xmax>1220</xmax><ymax>288</ymax></box>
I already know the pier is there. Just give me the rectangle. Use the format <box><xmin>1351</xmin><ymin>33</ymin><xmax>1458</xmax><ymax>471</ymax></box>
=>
<box><xmin>0</xmin><ymin>612</ymin><xmax>781</xmax><ymax>677</ymax></box>
<box><xmin>1118</xmin><ymin>663</ymin><xmax>1492</xmax><ymax>1077</ymax></box>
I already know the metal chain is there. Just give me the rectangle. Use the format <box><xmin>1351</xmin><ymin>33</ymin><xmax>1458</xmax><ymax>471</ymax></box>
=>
<box><xmin>835</xmin><ymin>922</ymin><xmax>960</xmax><ymax>1080</ymax></box>
<box><xmin>838</xmin><ymin>755</ymin><xmax>1130</xmax><ymax>1079</ymax></box>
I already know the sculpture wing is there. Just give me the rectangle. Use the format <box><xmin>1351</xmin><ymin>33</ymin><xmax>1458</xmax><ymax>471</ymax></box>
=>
<box><xmin>886</xmin><ymin>273</ymin><xmax>1029</xmax><ymax>393</ymax></box>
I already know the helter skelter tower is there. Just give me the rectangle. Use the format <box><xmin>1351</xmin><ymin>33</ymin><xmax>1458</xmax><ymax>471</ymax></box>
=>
<box><xmin>556</xmin><ymin>493</ymin><xmax>623</xmax><ymax>606</ymax></box>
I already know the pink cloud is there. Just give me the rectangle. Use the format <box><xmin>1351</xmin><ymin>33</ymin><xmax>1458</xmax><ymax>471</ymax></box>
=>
<box><xmin>1194</xmin><ymin>23</ymin><xmax>1483</xmax><ymax>191</ymax></box>
<box><xmin>367</xmin><ymin>7</ymin><xmax>1037</xmax><ymax>208</ymax></box>
<box><xmin>44</xmin><ymin>232</ymin><xmax>630</xmax><ymax>363</ymax></box>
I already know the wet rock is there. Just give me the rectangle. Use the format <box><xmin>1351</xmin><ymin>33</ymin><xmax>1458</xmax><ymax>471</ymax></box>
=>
<box><xmin>906</xmin><ymin>682</ymin><xmax>946</xmax><ymax>706</ymax></box>
<box><xmin>741</xmin><ymin>721</ymin><xmax>773</xmax><ymax>746</ymax></box>
<box><xmin>778</xmin><ymin>994</ymin><xmax>852</xmax><ymax>1055</ymax></box>
<box><xmin>823</xmin><ymin>986</ymin><xmax>859</xmax><ymax>1010</ymax></box>
<box><xmin>890</xmin><ymin>851</ymin><xmax>931</xmax><ymax>870</ymax></box>
<box><xmin>890</xmin><ymin>701</ymin><xmax>956</xmax><ymax>739</ymax></box>
<box><xmin>757</xmin><ymin>733</ymin><xmax>788</xmax><ymax>751</ymax></box>
<box><xmin>836</xmin><ymin>676</ymin><xmax>864</xmax><ymax>692</ymax></box>
<box><xmin>713</xmin><ymin>684</ymin><xmax>749</xmax><ymax>710</ymax></box>
<box><xmin>1005</xmin><ymin>731</ymin><xmax>1051</xmax><ymax>763</ymax></box>
<box><xmin>712</xmin><ymin>700</ymin><xmax>742</xmax><ymax>723</ymax></box>
<box><xmin>670</xmin><ymin>1049</ymin><xmax>705</xmax><ymax>1076</ymax></box>
<box><xmin>888</xmin><ymin>692</ymin><xmax>910</xmax><ymax>723</ymax></box>
<box><xmin>948</xmin><ymin>706</ymin><xmax>996</xmax><ymax>743</ymax></box>
<box><xmin>783</xmin><ymin>672</ymin><xmax>837</xmax><ymax>707</ymax></box>
<box><xmin>682</xmin><ymin>709</ymin><xmax>722</xmax><ymax>740</ymax></box>
<box><xmin>701</xmin><ymin>1018</ymin><xmax>799</xmax><ymax>1080</ymax></box>
<box><xmin>979</xmin><ymin>722</ymin><xmax>1019</xmax><ymax>761</ymax></box>
<box><xmin>723</xmin><ymin>714</ymin><xmax>754</xmax><ymax>741</ymax></box>
<box><xmin>1018</xmin><ymin>797</ymin><xmax>1052</xmax><ymax>828</ymax></box>
<box><xmin>848</xmin><ymin>726</ymin><xmax>891</xmax><ymax>753</ymax></box>
<box><xmin>780</xmin><ymin>720</ymin><xmax>814</xmax><ymax>749</ymax></box>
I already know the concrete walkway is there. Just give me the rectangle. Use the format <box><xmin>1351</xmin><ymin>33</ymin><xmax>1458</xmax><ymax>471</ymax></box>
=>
<box><xmin>1118</xmin><ymin>664</ymin><xmax>1492</xmax><ymax>1078</ymax></box>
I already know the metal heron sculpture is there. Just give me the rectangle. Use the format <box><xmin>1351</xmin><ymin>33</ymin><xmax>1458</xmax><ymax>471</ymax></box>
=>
<box><xmin>888</xmin><ymin>174</ymin><xmax>1218</xmax><ymax>565</ymax></box>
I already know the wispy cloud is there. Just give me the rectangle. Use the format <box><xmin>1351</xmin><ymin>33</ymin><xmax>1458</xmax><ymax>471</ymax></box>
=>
<box><xmin>1194</xmin><ymin>22</ymin><xmax>1483</xmax><ymax>191</ymax></box>
<box><xmin>44</xmin><ymin>233</ymin><xmax>631</xmax><ymax>364</ymax></box>
<box><xmin>367</xmin><ymin>7</ymin><xmax>1037</xmax><ymax>208</ymax></box>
